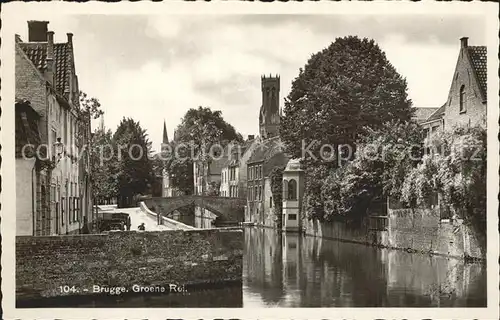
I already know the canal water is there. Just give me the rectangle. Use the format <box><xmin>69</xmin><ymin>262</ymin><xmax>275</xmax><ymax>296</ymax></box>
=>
<box><xmin>242</xmin><ymin>227</ymin><xmax>486</xmax><ymax>307</ymax></box>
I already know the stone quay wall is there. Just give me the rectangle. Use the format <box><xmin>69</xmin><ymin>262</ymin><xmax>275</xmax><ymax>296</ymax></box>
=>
<box><xmin>16</xmin><ymin>229</ymin><xmax>243</xmax><ymax>301</ymax></box>
<box><xmin>388</xmin><ymin>207</ymin><xmax>484</xmax><ymax>259</ymax></box>
<box><xmin>303</xmin><ymin>207</ymin><xmax>485</xmax><ymax>260</ymax></box>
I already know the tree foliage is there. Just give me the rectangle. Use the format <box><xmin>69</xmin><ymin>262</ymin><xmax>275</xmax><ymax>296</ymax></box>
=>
<box><xmin>78</xmin><ymin>91</ymin><xmax>103</xmax><ymax>148</ymax></box>
<box><xmin>315</xmin><ymin>121</ymin><xmax>424</xmax><ymax>221</ymax></box>
<box><xmin>280</xmin><ymin>36</ymin><xmax>415</xmax><ymax>222</ymax></box>
<box><xmin>401</xmin><ymin>125</ymin><xmax>486</xmax><ymax>236</ymax></box>
<box><xmin>112</xmin><ymin>117</ymin><xmax>154</xmax><ymax>198</ymax></box>
<box><xmin>269</xmin><ymin>166</ymin><xmax>285</xmax><ymax>228</ymax></box>
<box><xmin>90</xmin><ymin>127</ymin><xmax>117</xmax><ymax>199</ymax></box>
<box><xmin>281</xmin><ymin>36</ymin><xmax>414</xmax><ymax>168</ymax></box>
<box><xmin>166</xmin><ymin>106</ymin><xmax>242</xmax><ymax>195</ymax></box>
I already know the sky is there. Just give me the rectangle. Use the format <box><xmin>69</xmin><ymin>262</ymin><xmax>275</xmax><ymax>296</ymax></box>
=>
<box><xmin>14</xmin><ymin>14</ymin><xmax>485</xmax><ymax>152</ymax></box>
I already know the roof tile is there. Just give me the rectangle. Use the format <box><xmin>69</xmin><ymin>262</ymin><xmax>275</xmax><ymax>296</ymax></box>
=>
<box><xmin>468</xmin><ymin>46</ymin><xmax>487</xmax><ymax>99</ymax></box>
<box><xmin>19</xmin><ymin>42</ymin><xmax>72</xmax><ymax>97</ymax></box>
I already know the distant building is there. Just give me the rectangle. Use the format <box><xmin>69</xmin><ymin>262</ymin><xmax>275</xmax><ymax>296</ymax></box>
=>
<box><xmin>246</xmin><ymin>137</ymin><xmax>289</xmax><ymax>226</ymax></box>
<box><xmin>192</xmin><ymin>146</ymin><xmax>228</xmax><ymax>228</ymax></box>
<box><xmin>220</xmin><ymin>135</ymin><xmax>259</xmax><ymax>198</ymax></box>
<box><xmin>419</xmin><ymin>37</ymin><xmax>487</xmax><ymax>140</ymax></box>
<box><xmin>15</xmin><ymin>21</ymin><xmax>92</xmax><ymax>235</ymax></box>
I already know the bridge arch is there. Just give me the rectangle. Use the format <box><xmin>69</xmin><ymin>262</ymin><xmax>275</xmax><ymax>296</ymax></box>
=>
<box><xmin>141</xmin><ymin>195</ymin><xmax>246</xmax><ymax>225</ymax></box>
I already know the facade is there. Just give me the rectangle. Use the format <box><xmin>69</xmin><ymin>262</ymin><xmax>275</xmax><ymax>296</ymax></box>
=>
<box><xmin>15</xmin><ymin>100</ymin><xmax>43</xmax><ymax>236</ymax></box>
<box><xmin>420</xmin><ymin>37</ymin><xmax>487</xmax><ymax>140</ymax></box>
<box><xmin>193</xmin><ymin>148</ymin><xmax>227</xmax><ymax>228</ymax></box>
<box><xmin>15</xmin><ymin>21</ymin><xmax>91</xmax><ymax>235</ymax></box>
<box><xmin>219</xmin><ymin>136</ymin><xmax>258</xmax><ymax>198</ymax></box>
<box><xmin>282</xmin><ymin>159</ymin><xmax>305</xmax><ymax>232</ymax></box>
<box><xmin>246</xmin><ymin>137</ymin><xmax>289</xmax><ymax>226</ymax></box>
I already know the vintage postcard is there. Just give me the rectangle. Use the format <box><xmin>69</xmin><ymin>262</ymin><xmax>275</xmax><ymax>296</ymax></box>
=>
<box><xmin>1</xmin><ymin>1</ymin><xmax>499</xmax><ymax>319</ymax></box>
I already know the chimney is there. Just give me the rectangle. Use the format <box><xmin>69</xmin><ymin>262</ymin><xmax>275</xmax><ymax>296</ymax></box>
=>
<box><xmin>67</xmin><ymin>33</ymin><xmax>73</xmax><ymax>45</ymax></box>
<box><xmin>460</xmin><ymin>37</ymin><xmax>468</xmax><ymax>48</ymax></box>
<box><xmin>248</xmin><ymin>135</ymin><xmax>255</xmax><ymax>140</ymax></box>
<box><xmin>46</xmin><ymin>31</ymin><xmax>55</xmax><ymax>85</ymax></box>
<box><xmin>28</xmin><ymin>20</ymin><xmax>49</xmax><ymax>42</ymax></box>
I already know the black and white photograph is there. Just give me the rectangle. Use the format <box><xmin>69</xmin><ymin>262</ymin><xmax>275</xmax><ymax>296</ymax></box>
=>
<box><xmin>1</xmin><ymin>2</ymin><xmax>498</xmax><ymax>319</ymax></box>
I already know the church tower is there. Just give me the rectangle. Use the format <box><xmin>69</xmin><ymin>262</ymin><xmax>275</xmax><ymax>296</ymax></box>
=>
<box><xmin>259</xmin><ymin>74</ymin><xmax>280</xmax><ymax>139</ymax></box>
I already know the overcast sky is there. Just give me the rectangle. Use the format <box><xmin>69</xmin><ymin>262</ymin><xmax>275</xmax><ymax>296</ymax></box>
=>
<box><xmin>14</xmin><ymin>14</ymin><xmax>485</xmax><ymax>152</ymax></box>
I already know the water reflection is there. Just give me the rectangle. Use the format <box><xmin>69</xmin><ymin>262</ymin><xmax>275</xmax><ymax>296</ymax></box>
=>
<box><xmin>243</xmin><ymin>227</ymin><xmax>486</xmax><ymax>307</ymax></box>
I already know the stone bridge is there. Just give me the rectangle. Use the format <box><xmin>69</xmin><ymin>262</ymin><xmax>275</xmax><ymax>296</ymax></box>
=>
<box><xmin>141</xmin><ymin>196</ymin><xmax>247</xmax><ymax>225</ymax></box>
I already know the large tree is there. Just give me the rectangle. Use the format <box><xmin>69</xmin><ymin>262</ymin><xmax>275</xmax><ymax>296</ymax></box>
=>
<box><xmin>281</xmin><ymin>36</ymin><xmax>414</xmax><ymax>221</ymax></box>
<box><xmin>113</xmin><ymin>117</ymin><xmax>154</xmax><ymax>206</ymax></box>
<box><xmin>281</xmin><ymin>36</ymin><xmax>414</xmax><ymax>166</ymax></box>
<box><xmin>90</xmin><ymin>127</ymin><xmax>117</xmax><ymax>201</ymax></box>
<box><xmin>167</xmin><ymin>106</ymin><xmax>242</xmax><ymax>195</ymax></box>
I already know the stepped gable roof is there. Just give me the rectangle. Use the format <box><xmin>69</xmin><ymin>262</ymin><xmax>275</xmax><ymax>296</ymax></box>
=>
<box><xmin>467</xmin><ymin>46</ymin><xmax>487</xmax><ymax>99</ymax></box>
<box><xmin>18</xmin><ymin>41</ymin><xmax>72</xmax><ymax>97</ymax></box>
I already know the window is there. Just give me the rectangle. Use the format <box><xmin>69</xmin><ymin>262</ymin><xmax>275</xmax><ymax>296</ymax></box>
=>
<box><xmin>248</xmin><ymin>187</ymin><xmax>251</xmax><ymax>200</ymax></box>
<box><xmin>258</xmin><ymin>186</ymin><xmax>262</xmax><ymax>201</ymax></box>
<box><xmin>288</xmin><ymin>179</ymin><xmax>297</xmax><ymax>200</ymax></box>
<box><xmin>289</xmin><ymin>214</ymin><xmax>297</xmax><ymax>221</ymax></box>
<box><xmin>254</xmin><ymin>186</ymin><xmax>258</xmax><ymax>201</ymax></box>
<box><xmin>61</xmin><ymin>197</ymin><xmax>65</xmax><ymax>225</ymax></box>
<box><xmin>69</xmin><ymin>197</ymin><xmax>73</xmax><ymax>223</ymax></box>
<box><xmin>283</xmin><ymin>179</ymin><xmax>288</xmax><ymax>200</ymax></box>
<box><xmin>270</xmin><ymin>196</ymin><xmax>273</xmax><ymax>208</ymax></box>
<box><xmin>459</xmin><ymin>85</ymin><xmax>466</xmax><ymax>113</ymax></box>
<box><xmin>75</xmin><ymin>197</ymin><xmax>79</xmax><ymax>222</ymax></box>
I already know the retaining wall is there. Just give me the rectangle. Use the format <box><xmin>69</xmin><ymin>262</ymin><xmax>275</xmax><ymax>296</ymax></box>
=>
<box><xmin>16</xmin><ymin>228</ymin><xmax>243</xmax><ymax>302</ymax></box>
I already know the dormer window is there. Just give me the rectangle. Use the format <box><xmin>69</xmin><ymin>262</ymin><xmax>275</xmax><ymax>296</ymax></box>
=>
<box><xmin>459</xmin><ymin>85</ymin><xmax>466</xmax><ymax>113</ymax></box>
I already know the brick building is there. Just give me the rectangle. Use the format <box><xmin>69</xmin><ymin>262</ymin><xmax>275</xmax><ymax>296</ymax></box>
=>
<box><xmin>420</xmin><ymin>37</ymin><xmax>487</xmax><ymax>138</ymax></box>
<box><xmin>246</xmin><ymin>137</ymin><xmax>289</xmax><ymax>226</ymax></box>
<box><xmin>219</xmin><ymin>135</ymin><xmax>259</xmax><ymax>198</ymax></box>
<box><xmin>15</xmin><ymin>21</ymin><xmax>92</xmax><ymax>235</ymax></box>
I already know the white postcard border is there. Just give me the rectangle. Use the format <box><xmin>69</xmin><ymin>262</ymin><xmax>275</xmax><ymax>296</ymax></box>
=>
<box><xmin>1</xmin><ymin>1</ymin><xmax>498</xmax><ymax>319</ymax></box>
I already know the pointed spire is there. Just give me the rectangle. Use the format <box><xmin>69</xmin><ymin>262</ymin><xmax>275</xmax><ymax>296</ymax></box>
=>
<box><xmin>162</xmin><ymin>119</ymin><xmax>169</xmax><ymax>144</ymax></box>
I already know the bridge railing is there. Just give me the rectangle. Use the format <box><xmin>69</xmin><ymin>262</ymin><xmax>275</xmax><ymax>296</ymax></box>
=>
<box><xmin>139</xmin><ymin>202</ymin><xmax>197</xmax><ymax>230</ymax></box>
